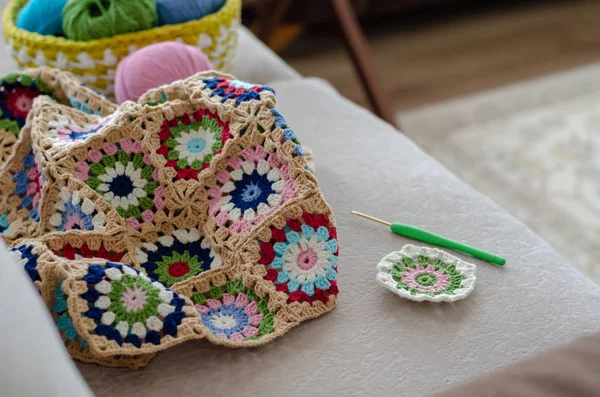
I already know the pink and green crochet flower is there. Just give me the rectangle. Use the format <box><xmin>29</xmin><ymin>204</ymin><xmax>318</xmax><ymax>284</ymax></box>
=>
<box><xmin>81</xmin><ymin>262</ymin><xmax>187</xmax><ymax>348</ymax></box>
<box><xmin>208</xmin><ymin>146</ymin><xmax>295</xmax><ymax>234</ymax></box>
<box><xmin>391</xmin><ymin>256</ymin><xmax>464</xmax><ymax>296</ymax></box>
<box><xmin>76</xmin><ymin>139</ymin><xmax>160</xmax><ymax>229</ymax></box>
<box><xmin>157</xmin><ymin>109</ymin><xmax>231</xmax><ymax>181</ymax></box>
<box><xmin>193</xmin><ymin>280</ymin><xmax>275</xmax><ymax>341</ymax></box>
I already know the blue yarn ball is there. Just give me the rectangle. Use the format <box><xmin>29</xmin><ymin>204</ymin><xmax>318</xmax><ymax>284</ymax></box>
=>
<box><xmin>16</xmin><ymin>0</ymin><xmax>68</xmax><ymax>36</ymax></box>
<box><xmin>156</xmin><ymin>0</ymin><xmax>226</xmax><ymax>25</ymax></box>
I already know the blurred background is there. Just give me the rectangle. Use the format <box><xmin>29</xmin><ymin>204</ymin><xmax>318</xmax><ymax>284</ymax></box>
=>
<box><xmin>3</xmin><ymin>0</ymin><xmax>598</xmax><ymax>281</ymax></box>
<box><xmin>245</xmin><ymin>0</ymin><xmax>600</xmax><ymax>282</ymax></box>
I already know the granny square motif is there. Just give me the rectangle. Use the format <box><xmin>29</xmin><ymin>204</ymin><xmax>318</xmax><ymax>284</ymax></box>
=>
<box><xmin>1</xmin><ymin>67</ymin><xmax>339</xmax><ymax>368</ymax></box>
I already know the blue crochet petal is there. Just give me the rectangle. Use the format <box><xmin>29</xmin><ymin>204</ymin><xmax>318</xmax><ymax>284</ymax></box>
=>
<box><xmin>301</xmin><ymin>224</ymin><xmax>314</xmax><ymax>239</ymax></box>
<box><xmin>287</xmin><ymin>278</ymin><xmax>300</xmax><ymax>292</ymax></box>
<box><xmin>325</xmin><ymin>267</ymin><xmax>338</xmax><ymax>281</ymax></box>
<box><xmin>276</xmin><ymin>271</ymin><xmax>290</xmax><ymax>284</ymax></box>
<box><xmin>316</xmin><ymin>226</ymin><xmax>330</xmax><ymax>243</ymax></box>
<box><xmin>324</xmin><ymin>239</ymin><xmax>338</xmax><ymax>253</ymax></box>
<box><xmin>283</xmin><ymin>128</ymin><xmax>296</xmax><ymax>141</ymax></box>
<box><xmin>125</xmin><ymin>334</ymin><xmax>142</xmax><ymax>348</ymax></box>
<box><xmin>328</xmin><ymin>255</ymin><xmax>338</xmax><ymax>268</ymax></box>
<box><xmin>56</xmin><ymin>314</ymin><xmax>77</xmax><ymax>341</ymax></box>
<box><xmin>315</xmin><ymin>275</ymin><xmax>331</xmax><ymax>290</ymax></box>
<box><xmin>301</xmin><ymin>280</ymin><xmax>315</xmax><ymax>297</ymax></box>
<box><xmin>95</xmin><ymin>324</ymin><xmax>123</xmax><ymax>345</ymax></box>
<box><xmin>273</xmin><ymin>242</ymin><xmax>289</xmax><ymax>255</ymax></box>
<box><xmin>145</xmin><ymin>330</ymin><xmax>161</xmax><ymax>345</ymax></box>
<box><xmin>163</xmin><ymin>311</ymin><xmax>185</xmax><ymax>336</ymax></box>
<box><xmin>270</xmin><ymin>258</ymin><xmax>286</xmax><ymax>269</ymax></box>
<box><xmin>285</xmin><ymin>231</ymin><xmax>300</xmax><ymax>245</ymax></box>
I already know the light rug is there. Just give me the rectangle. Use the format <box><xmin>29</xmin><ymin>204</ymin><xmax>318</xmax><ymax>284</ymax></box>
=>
<box><xmin>400</xmin><ymin>63</ymin><xmax>600</xmax><ymax>284</ymax></box>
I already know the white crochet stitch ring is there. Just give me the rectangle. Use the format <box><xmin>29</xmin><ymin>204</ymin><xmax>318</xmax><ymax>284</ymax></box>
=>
<box><xmin>376</xmin><ymin>245</ymin><xmax>476</xmax><ymax>303</ymax></box>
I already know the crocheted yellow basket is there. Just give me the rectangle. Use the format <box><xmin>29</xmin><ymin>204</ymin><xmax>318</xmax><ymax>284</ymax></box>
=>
<box><xmin>2</xmin><ymin>0</ymin><xmax>241</xmax><ymax>98</ymax></box>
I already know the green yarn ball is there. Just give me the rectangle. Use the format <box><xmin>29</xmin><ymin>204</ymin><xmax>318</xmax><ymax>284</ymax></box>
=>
<box><xmin>62</xmin><ymin>0</ymin><xmax>158</xmax><ymax>42</ymax></box>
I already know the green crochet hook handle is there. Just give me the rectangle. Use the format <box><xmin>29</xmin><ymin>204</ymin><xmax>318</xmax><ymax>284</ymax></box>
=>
<box><xmin>351</xmin><ymin>211</ymin><xmax>506</xmax><ymax>266</ymax></box>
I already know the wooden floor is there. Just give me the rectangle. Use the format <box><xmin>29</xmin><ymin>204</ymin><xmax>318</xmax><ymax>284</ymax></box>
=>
<box><xmin>280</xmin><ymin>0</ymin><xmax>600</xmax><ymax>111</ymax></box>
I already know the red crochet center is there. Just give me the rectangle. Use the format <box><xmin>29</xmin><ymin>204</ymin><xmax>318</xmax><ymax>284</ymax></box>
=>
<box><xmin>168</xmin><ymin>261</ymin><xmax>191</xmax><ymax>278</ymax></box>
<box><xmin>6</xmin><ymin>85</ymin><xmax>39</xmax><ymax>119</ymax></box>
<box><xmin>156</xmin><ymin>109</ymin><xmax>232</xmax><ymax>180</ymax></box>
<box><xmin>260</xmin><ymin>211</ymin><xmax>339</xmax><ymax>305</ymax></box>
<box><xmin>52</xmin><ymin>243</ymin><xmax>123</xmax><ymax>262</ymax></box>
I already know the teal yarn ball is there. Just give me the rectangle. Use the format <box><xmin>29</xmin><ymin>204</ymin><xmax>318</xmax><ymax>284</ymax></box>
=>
<box><xmin>62</xmin><ymin>0</ymin><xmax>158</xmax><ymax>42</ymax></box>
<box><xmin>17</xmin><ymin>0</ymin><xmax>68</xmax><ymax>36</ymax></box>
<box><xmin>156</xmin><ymin>0</ymin><xmax>226</xmax><ymax>25</ymax></box>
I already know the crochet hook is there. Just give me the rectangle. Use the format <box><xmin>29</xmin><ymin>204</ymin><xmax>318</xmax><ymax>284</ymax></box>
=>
<box><xmin>350</xmin><ymin>211</ymin><xmax>506</xmax><ymax>266</ymax></box>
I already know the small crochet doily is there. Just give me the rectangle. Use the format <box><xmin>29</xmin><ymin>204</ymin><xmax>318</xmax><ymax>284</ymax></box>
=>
<box><xmin>376</xmin><ymin>245</ymin><xmax>476</xmax><ymax>303</ymax></box>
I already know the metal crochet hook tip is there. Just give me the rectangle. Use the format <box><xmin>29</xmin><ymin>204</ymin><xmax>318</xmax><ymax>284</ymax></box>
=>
<box><xmin>350</xmin><ymin>210</ymin><xmax>391</xmax><ymax>226</ymax></box>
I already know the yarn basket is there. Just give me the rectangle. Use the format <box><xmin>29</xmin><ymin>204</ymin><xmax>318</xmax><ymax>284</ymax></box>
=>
<box><xmin>2</xmin><ymin>0</ymin><xmax>240</xmax><ymax>98</ymax></box>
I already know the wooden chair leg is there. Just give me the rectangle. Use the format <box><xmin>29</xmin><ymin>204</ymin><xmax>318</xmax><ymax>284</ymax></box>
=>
<box><xmin>253</xmin><ymin>0</ymin><xmax>293</xmax><ymax>44</ymax></box>
<box><xmin>329</xmin><ymin>0</ymin><xmax>397</xmax><ymax>128</ymax></box>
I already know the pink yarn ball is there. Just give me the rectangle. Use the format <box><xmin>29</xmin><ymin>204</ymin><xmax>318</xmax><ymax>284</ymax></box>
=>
<box><xmin>115</xmin><ymin>42</ymin><xmax>213</xmax><ymax>104</ymax></box>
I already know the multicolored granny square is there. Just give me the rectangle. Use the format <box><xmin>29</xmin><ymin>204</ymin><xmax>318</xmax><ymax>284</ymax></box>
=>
<box><xmin>1</xmin><ymin>68</ymin><xmax>338</xmax><ymax>368</ymax></box>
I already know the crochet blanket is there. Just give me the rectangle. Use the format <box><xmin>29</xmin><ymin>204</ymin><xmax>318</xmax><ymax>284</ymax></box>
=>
<box><xmin>0</xmin><ymin>67</ymin><xmax>338</xmax><ymax>368</ymax></box>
